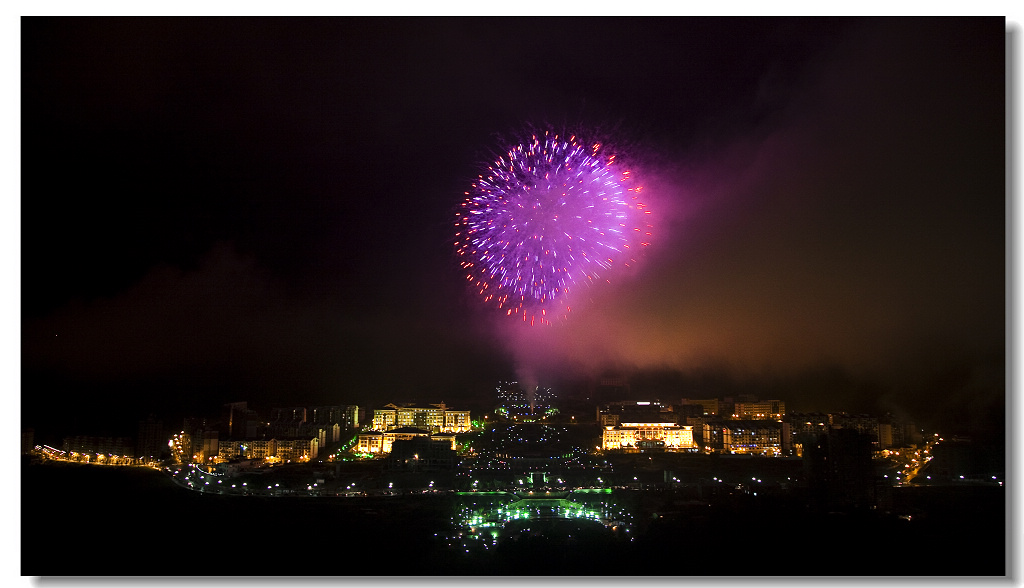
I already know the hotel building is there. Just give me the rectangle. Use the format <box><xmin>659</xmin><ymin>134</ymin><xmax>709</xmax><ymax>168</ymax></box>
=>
<box><xmin>601</xmin><ymin>421</ymin><xmax>696</xmax><ymax>451</ymax></box>
<box><xmin>371</xmin><ymin>403</ymin><xmax>471</xmax><ymax>434</ymax></box>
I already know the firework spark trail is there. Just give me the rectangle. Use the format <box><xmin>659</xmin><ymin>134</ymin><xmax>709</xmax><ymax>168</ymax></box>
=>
<box><xmin>455</xmin><ymin>130</ymin><xmax>652</xmax><ymax>326</ymax></box>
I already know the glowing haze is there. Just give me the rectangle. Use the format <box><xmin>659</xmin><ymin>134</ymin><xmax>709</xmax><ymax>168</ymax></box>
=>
<box><xmin>20</xmin><ymin>19</ymin><xmax>1004</xmax><ymax>442</ymax></box>
<box><xmin>455</xmin><ymin>130</ymin><xmax>651</xmax><ymax>326</ymax></box>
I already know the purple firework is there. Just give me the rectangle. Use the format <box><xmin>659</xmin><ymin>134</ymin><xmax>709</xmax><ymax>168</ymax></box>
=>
<box><xmin>455</xmin><ymin>130</ymin><xmax>652</xmax><ymax>325</ymax></box>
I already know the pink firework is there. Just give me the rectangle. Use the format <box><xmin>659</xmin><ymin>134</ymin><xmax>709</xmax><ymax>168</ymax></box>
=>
<box><xmin>455</xmin><ymin>130</ymin><xmax>652</xmax><ymax>325</ymax></box>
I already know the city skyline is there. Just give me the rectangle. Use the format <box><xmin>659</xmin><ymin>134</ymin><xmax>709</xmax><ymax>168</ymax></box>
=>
<box><xmin>21</xmin><ymin>18</ymin><xmax>1006</xmax><ymax>448</ymax></box>
<box><xmin>17</xmin><ymin>383</ymin><xmax>951</xmax><ymax>464</ymax></box>
<box><xmin>25</xmin><ymin>388</ymin><xmax>1004</xmax><ymax>576</ymax></box>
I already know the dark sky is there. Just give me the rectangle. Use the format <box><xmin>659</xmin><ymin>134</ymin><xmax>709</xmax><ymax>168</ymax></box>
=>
<box><xmin>20</xmin><ymin>17</ymin><xmax>1006</xmax><ymax>443</ymax></box>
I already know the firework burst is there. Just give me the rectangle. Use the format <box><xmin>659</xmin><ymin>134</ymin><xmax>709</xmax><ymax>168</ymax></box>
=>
<box><xmin>455</xmin><ymin>130</ymin><xmax>652</xmax><ymax>325</ymax></box>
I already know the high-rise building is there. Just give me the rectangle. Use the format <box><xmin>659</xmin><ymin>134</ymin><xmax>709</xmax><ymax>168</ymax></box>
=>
<box><xmin>311</xmin><ymin>405</ymin><xmax>359</xmax><ymax>430</ymax></box>
<box><xmin>679</xmin><ymin>398</ymin><xmax>721</xmax><ymax>417</ymax></box>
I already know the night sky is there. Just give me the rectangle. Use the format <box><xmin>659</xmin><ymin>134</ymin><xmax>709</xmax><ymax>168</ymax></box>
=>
<box><xmin>20</xmin><ymin>18</ymin><xmax>1006</xmax><ymax>444</ymax></box>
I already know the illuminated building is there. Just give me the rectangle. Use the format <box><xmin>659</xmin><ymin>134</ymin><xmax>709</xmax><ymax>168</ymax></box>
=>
<box><xmin>62</xmin><ymin>435</ymin><xmax>134</xmax><ymax>458</ymax></box>
<box><xmin>699</xmin><ymin>420</ymin><xmax>786</xmax><ymax>455</ymax></box>
<box><xmin>356</xmin><ymin>432</ymin><xmax>384</xmax><ymax>454</ymax></box>
<box><xmin>601</xmin><ymin>421</ymin><xmax>695</xmax><ymax>451</ymax></box>
<box><xmin>444</xmin><ymin>410</ymin><xmax>472</xmax><ymax>432</ymax></box>
<box><xmin>373</xmin><ymin>404</ymin><xmax>441</xmax><ymax>430</ymax></box>
<box><xmin>179</xmin><ymin>405</ymin><xmax>340</xmax><ymax>464</ymax></box>
<box><xmin>732</xmin><ymin>400</ymin><xmax>785</xmax><ymax>420</ymax></box>
<box><xmin>218</xmin><ymin>440</ymin><xmax>243</xmax><ymax>460</ymax></box>
<box><xmin>357</xmin><ymin>427</ymin><xmax>457</xmax><ymax>454</ymax></box>
<box><xmin>215</xmin><ymin>437</ymin><xmax>319</xmax><ymax>462</ymax></box>
<box><xmin>275</xmin><ymin>437</ymin><xmax>319</xmax><ymax>461</ymax></box>
<box><xmin>370</xmin><ymin>403</ymin><xmax>470</xmax><ymax>434</ymax></box>
<box><xmin>245</xmin><ymin>439</ymin><xmax>274</xmax><ymax>459</ymax></box>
